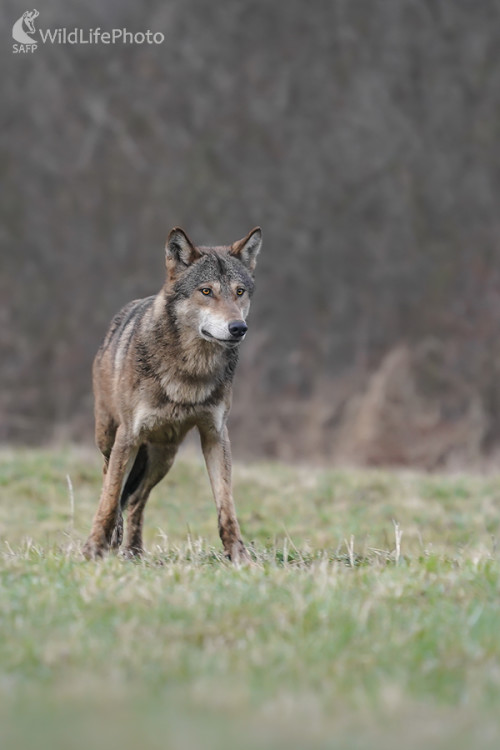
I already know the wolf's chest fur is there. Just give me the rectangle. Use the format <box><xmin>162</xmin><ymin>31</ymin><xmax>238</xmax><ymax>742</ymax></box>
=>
<box><xmin>131</xmin><ymin>366</ymin><xmax>228</xmax><ymax>440</ymax></box>
<box><xmin>131</xmin><ymin>392</ymin><xmax>227</xmax><ymax>443</ymax></box>
<box><xmin>128</xmin><ymin>331</ymin><xmax>233</xmax><ymax>440</ymax></box>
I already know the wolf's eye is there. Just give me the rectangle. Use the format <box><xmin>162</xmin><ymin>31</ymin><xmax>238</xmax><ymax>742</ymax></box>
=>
<box><xmin>236</xmin><ymin>288</ymin><xmax>245</xmax><ymax>296</ymax></box>
<box><xmin>200</xmin><ymin>288</ymin><xmax>212</xmax><ymax>296</ymax></box>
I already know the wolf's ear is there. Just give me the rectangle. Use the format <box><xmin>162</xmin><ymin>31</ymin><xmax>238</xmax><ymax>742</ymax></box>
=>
<box><xmin>230</xmin><ymin>227</ymin><xmax>262</xmax><ymax>272</ymax></box>
<box><xmin>165</xmin><ymin>228</ymin><xmax>201</xmax><ymax>275</ymax></box>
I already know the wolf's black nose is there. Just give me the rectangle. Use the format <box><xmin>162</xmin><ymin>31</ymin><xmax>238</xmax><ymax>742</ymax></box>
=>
<box><xmin>228</xmin><ymin>320</ymin><xmax>248</xmax><ymax>338</ymax></box>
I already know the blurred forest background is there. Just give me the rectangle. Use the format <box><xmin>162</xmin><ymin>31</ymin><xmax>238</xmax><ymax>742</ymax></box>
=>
<box><xmin>2</xmin><ymin>0</ymin><xmax>500</xmax><ymax>468</ymax></box>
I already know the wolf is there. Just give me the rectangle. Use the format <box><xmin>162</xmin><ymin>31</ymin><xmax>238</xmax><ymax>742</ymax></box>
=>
<box><xmin>82</xmin><ymin>226</ymin><xmax>262</xmax><ymax>564</ymax></box>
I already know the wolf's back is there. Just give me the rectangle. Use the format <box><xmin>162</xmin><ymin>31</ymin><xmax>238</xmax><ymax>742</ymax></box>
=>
<box><xmin>95</xmin><ymin>296</ymin><xmax>155</xmax><ymax>373</ymax></box>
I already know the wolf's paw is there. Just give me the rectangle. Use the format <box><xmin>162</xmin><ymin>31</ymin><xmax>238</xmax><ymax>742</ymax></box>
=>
<box><xmin>121</xmin><ymin>545</ymin><xmax>144</xmax><ymax>560</ymax></box>
<box><xmin>227</xmin><ymin>540</ymin><xmax>253</xmax><ymax>566</ymax></box>
<box><xmin>82</xmin><ymin>536</ymin><xmax>109</xmax><ymax>560</ymax></box>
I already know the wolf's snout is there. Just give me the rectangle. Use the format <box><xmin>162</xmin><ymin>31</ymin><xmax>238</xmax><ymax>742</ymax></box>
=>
<box><xmin>228</xmin><ymin>320</ymin><xmax>248</xmax><ymax>338</ymax></box>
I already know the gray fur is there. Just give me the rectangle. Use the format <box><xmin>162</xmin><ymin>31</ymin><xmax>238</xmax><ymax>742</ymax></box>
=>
<box><xmin>82</xmin><ymin>227</ymin><xmax>262</xmax><ymax>564</ymax></box>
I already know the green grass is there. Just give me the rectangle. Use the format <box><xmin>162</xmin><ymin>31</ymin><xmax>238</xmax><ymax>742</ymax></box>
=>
<box><xmin>1</xmin><ymin>446</ymin><xmax>500</xmax><ymax>749</ymax></box>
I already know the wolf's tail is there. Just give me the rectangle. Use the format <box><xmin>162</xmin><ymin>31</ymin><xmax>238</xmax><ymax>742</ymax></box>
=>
<box><xmin>120</xmin><ymin>444</ymin><xmax>148</xmax><ymax>509</ymax></box>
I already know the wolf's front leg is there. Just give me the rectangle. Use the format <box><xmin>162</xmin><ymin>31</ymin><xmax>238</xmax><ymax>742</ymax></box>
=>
<box><xmin>82</xmin><ymin>427</ymin><xmax>136</xmax><ymax>560</ymax></box>
<box><xmin>200</xmin><ymin>424</ymin><xmax>250</xmax><ymax>564</ymax></box>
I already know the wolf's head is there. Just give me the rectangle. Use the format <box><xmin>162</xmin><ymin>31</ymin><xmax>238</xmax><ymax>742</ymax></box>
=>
<box><xmin>164</xmin><ymin>227</ymin><xmax>262</xmax><ymax>347</ymax></box>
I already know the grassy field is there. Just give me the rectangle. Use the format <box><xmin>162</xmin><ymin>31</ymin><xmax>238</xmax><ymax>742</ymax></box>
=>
<box><xmin>1</xmin><ymin>446</ymin><xmax>500</xmax><ymax>750</ymax></box>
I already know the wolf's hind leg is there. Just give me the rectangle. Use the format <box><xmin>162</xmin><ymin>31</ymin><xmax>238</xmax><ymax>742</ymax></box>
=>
<box><xmin>123</xmin><ymin>443</ymin><xmax>178</xmax><ymax>557</ymax></box>
<box><xmin>107</xmin><ymin>443</ymin><xmax>149</xmax><ymax>550</ymax></box>
<box><xmin>95</xmin><ymin>409</ymin><xmax>117</xmax><ymax>472</ymax></box>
